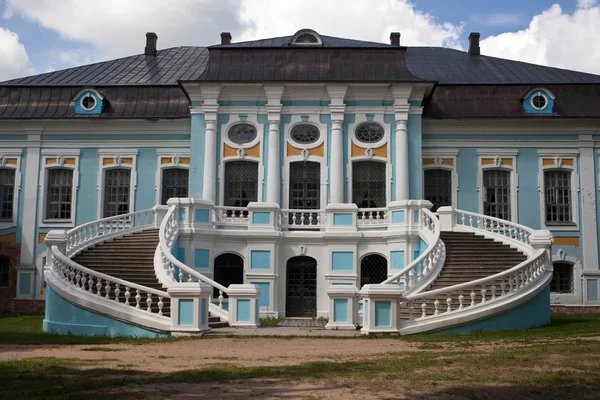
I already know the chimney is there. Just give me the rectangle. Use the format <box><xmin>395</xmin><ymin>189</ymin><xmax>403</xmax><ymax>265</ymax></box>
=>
<box><xmin>390</xmin><ymin>32</ymin><xmax>400</xmax><ymax>47</ymax></box>
<box><xmin>145</xmin><ymin>32</ymin><xmax>158</xmax><ymax>56</ymax></box>
<box><xmin>468</xmin><ymin>32</ymin><xmax>480</xmax><ymax>56</ymax></box>
<box><xmin>221</xmin><ymin>32</ymin><xmax>232</xmax><ymax>45</ymax></box>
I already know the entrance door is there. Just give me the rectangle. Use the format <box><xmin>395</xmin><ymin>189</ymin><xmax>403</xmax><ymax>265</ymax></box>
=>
<box><xmin>286</xmin><ymin>256</ymin><xmax>317</xmax><ymax>317</ymax></box>
<box><xmin>289</xmin><ymin>161</ymin><xmax>320</xmax><ymax>226</ymax></box>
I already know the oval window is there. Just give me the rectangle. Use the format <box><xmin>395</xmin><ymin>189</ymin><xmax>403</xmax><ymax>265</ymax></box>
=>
<box><xmin>355</xmin><ymin>123</ymin><xmax>384</xmax><ymax>144</ymax></box>
<box><xmin>290</xmin><ymin>124</ymin><xmax>320</xmax><ymax>144</ymax></box>
<box><xmin>228</xmin><ymin>123</ymin><xmax>257</xmax><ymax>145</ymax></box>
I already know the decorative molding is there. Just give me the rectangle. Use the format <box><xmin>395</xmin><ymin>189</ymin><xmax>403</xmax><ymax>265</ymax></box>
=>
<box><xmin>38</xmin><ymin>152</ymin><xmax>80</xmax><ymax>228</ymax></box>
<box><xmin>477</xmin><ymin>149</ymin><xmax>519</xmax><ymax>156</ymax></box>
<box><xmin>538</xmin><ymin>153</ymin><xmax>579</xmax><ymax>232</ymax></box>
<box><xmin>96</xmin><ymin>151</ymin><xmax>137</xmax><ymax>219</ymax></box>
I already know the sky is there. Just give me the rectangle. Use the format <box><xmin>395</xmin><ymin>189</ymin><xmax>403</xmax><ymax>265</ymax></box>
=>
<box><xmin>0</xmin><ymin>0</ymin><xmax>599</xmax><ymax>81</ymax></box>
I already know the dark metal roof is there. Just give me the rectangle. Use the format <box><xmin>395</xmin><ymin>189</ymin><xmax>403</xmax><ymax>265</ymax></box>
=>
<box><xmin>211</xmin><ymin>34</ymin><xmax>393</xmax><ymax>48</ymax></box>
<box><xmin>190</xmin><ymin>48</ymin><xmax>423</xmax><ymax>83</ymax></box>
<box><xmin>0</xmin><ymin>86</ymin><xmax>189</xmax><ymax>118</ymax></box>
<box><xmin>424</xmin><ymin>84</ymin><xmax>600</xmax><ymax>118</ymax></box>
<box><xmin>1</xmin><ymin>47</ymin><xmax>209</xmax><ymax>86</ymax></box>
<box><xmin>406</xmin><ymin>47</ymin><xmax>600</xmax><ymax>85</ymax></box>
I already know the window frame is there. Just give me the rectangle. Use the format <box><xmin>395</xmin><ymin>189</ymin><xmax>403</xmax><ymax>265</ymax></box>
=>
<box><xmin>0</xmin><ymin>150</ymin><xmax>22</xmax><ymax>230</ymax></box>
<box><xmin>551</xmin><ymin>251</ymin><xmax>582</xmax><ymax>304</ymax></box>
<box><xmin>477</xmin><ymin>151</ymin><xmax>518</xmax><ymax>223</ymax></box>
<box><xmin>155</xmin><ymin>149</ymin><xmax>190</xmax><ymax>205</ymax></box>
<box><xmin>97</xmin><ymin>150</ymin><xmax>137</xmax><ymax>219</ymax></box>
<box><xmin>538</xmin><ymin>151</ymin><xmax>579</xmax><ymax>231</ymax></box>
<box><xmin>222</xmin><ymin>159</ymin><xmax>260</xmax><ymax>208</ymax></box>
<box><xmin>39</xmin><ymin>150</ymin><xmax>80</xmax><ymax>228</ymax></box>
<box><xmin>422</xmin><ymin>150</ymin><xmax>459</xmax><ymax>210</ymax></box>
<box><xmin>351</xmin><ymin>160</ymin><xmax>387</xmax><ymax>209</ymax></box>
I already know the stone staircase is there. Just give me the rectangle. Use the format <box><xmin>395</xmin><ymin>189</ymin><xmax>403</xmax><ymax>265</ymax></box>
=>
<box><xmin>71</xmin><ymin>229</ymin><xmax>227</xmax><ymax>328</ymax></box>
<box><xmin>401</xmin><ymin>231</ymin><xmax>527</xmax><ymax>318</ymax></box>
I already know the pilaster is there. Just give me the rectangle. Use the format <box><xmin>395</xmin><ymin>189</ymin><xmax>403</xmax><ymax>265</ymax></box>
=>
<box><xmin>579</xmin><ymin>134</ymin><xmax>599</xmax><ymax>272</ymax></box>
<box><xmin>392</xmin><ymin>85</ymin><xmax>411</xmax><ymax>201</ymax></box>
<box><xmin>327</xmin><ymin>84</ymin><xmax>348</xmax><ymax>204</ymax></box>
<box><xmin>18</xmin><ymin>133</ymin><xmax>41</xmax><ymax>269</ymax></box>
<box><xmin>264</xmin><ymin>85</ymin><xmax>285</xmax><ymax>205</ymax></box>
<box><xmin>199</xmin><ymin>85</ymin><xmax>221</xmax><ymax>203</ymax></box>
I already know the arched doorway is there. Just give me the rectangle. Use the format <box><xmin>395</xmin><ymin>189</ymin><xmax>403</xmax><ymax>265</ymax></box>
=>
<box><xmin>286</xmin><ymin>256</ymin><xmax>317</xmax><ymax>317</ymax></box>
<box><xmin>360</xmin><ymin>254</ymin><xmax>388</xmax><ymax>288</ymax></box>
<box><xmin>213</xmin><ymin>253</ymin><xmax>244</xmax><ymax>298</ymax></box>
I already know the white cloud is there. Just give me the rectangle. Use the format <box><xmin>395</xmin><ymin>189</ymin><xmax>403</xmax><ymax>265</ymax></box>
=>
<box><xmin>578</xmin><ymin>0</ymin><xmax>597</xmax><ymax>9</ymax></box>
<box><xmin>0</xmin><ymin>27</ymin><xmax>31</xmax><ymax>81</ymax></box>
<box><xmin>481</xmin><ymin>3</ymin><xmax>600</xmax><ymax>74</ymax></box>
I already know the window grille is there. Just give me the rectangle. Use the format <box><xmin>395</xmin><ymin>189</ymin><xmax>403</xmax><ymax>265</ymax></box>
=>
<box><xmin>550</xmin><ymin>262</ymin><xmax>573</xmax><ymax>293</ymax></box>
<box><xmin>290</xmin><ymin>124</ymin><xmax>320</xmax><ymax>144</ymax></box>
<box><xmin>295</xmin><ymin>33</ymin><xmax>318</xmax><ymax>43</ymax></box>
<box><xmin>213</xmin><ymin>253</ymin><xmax>244</xmax><ymax>298</ymax></box>
<box><xmin>46</xmin><ymin>169</ymin><xmax>73</xmax><ymax>220</ymax></box>
<box><xmin>0</xmin><ymin>169</ymin><xmax>15</xmax><ymax>220</ymax></box>
<box><xmin>0</xmin><ymin>256</ymin><xmax>8</xmax><ymax>288</ymax></box>
<box><xmin>355</xmin><ymin>123</ymin><xmax>384</xmax><ymax>143</ymax></box>
<box><xmin>161</xmin><ymin>168</ymin><xmax>189</xmax><ymax>205</ymax></box>
<box><xmin>227</xmin><ymin>123</ymin><xmax>257</xmax><ymax>145</ymax></box>
<box><xmin>289</xmin><ymin>161</ymin><xmax>320</xmax><ymax>225</ymax></box>
<box><xmin>224</xmin><ymin>161</ymin><xmax>258</xmax><ymax>208</ymax></box>
<box><xmin>360</xmin><ymin>255</ymin><xmax>388</xmax><ymax>287</ymax></box>
<box><xmin>483</xmin><ymin>170</ymin><xmax>511</xmax><ymax>220</ymax></box>
<box><xmin>104</xmin><ymin>169</ymin><xmax>131</xmax><ymax>217</ymax></box>
<box><xmin>544</xmin><ymin>170</ymin><xmax>572</xmax><ymax>224</ymax></box>
<box><xmin>352</xmin><ymin>161</ymin><xmax>386</xmax><ymax>208</ymax></box>
<box><xmin>424</xmin><ymin>169</ymin><xmax>452</xmax><ymax>212</ymax></box>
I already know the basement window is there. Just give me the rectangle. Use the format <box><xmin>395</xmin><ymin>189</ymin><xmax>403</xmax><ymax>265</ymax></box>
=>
<box><xmin>550</xmin><ymin>262</ymin><xmax>574</xmax><ymax>293</ymax></box>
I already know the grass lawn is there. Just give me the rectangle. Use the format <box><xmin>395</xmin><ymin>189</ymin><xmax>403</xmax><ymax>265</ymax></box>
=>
<box><xmin>1</xmin><ymin>313</ymin><xmax>600</xmax><ymax>399</ymax></box>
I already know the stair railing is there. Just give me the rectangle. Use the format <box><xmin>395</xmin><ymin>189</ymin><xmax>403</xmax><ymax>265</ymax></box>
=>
<box><xmin>65</xmin><ymin>209</ymin><xmax>155</xmax><ymax>256</ymax></box>
<box><xmin>157</xmin><ymin>205</ymin><xmax>230</xmax><ymax>322</ymax></box>
<box><xmin>382</xmin><ymin>208</ymin><xmax>446</xmax><ymax>294</ymax></box>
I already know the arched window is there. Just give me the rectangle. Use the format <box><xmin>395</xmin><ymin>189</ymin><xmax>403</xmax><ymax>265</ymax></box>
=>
<box><xmin>161</xmin><ymin>168</ymin><xmax>189</xmax><ymax>205</ymax></box>
<box><xmin>551</xmin><ymin>262</ymin><xmax>574</xmax><ymax>293</ymax></box>
<box><xmin>424</xmin><ymin>169</ymin><xmax>452</xmax><ymax>212</ymax></box>
<box><xmin>483</xmin><ymin>170</ymin><xmax>511</xmax><ymax>220</ymax></box>
<box><xmin>213</xmin><ymin>253</ymin><xmax>244</xmax><ymax>298</ymax></box>
<box><xmin>355</xmin><ymin>123</ymin><xmax>384</xmax><ymax>144</ymax></box>
<box><xmin>352</xmin><ymin>161</ymin><xmax>386</xmax><ymax>208</ymax></box>
<box><xmin>290</xmin><ymin>124</ymin><xmax>320</xmax><ymax>144</ymax></box>
<box><xmin>46</xmin><ymin>169</ymin><xmax>73</xmax><ymax>220</ymax></box>
<box><xmin>360</xmin><ymin>254</ymin><xmax>387</xmax><ymax>287</ymax></box>
<box><xmin>224</xmin><ymin>161</ymin><xmax>258</xmax><ymax>208</ymax></box>
<box><xmin>228</xmin><ymin>123</ymin><xmax>257</xmax><ymax>145</ymax></box>
<box><xmin>104</xmin><ymin>169</ymin><xmax>131</xmax><ymax>217</ymax></box>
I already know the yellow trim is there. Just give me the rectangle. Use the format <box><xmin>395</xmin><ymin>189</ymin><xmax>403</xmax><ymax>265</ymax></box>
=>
<box><xmin>245</xmin><ymin>143</ymin><xmax>260</xmax><ymax>158</ymax></box>
<box><xmin>543</xmin><ymin>158</ymin><xmax>574</xmax><ymax>167</ymax></box>
<box><xmin>563</xmin><ymin>159</ymin><xmax>574</xmax><ymax>167</ymax></box>
<box><xmin>45</xmin><ymin>158</ymin><xmax>57</xmax><ymax>165</ymax></box>
<box><xmin>102</xmin><ymin>158</ymin><xmax>113</xmax><ymax>166</ymax></box>
<box><xmin>311</xmin><ymin>143</ymin><xmax>325</xmax><ymax>157</ymax></box>
<box><xmin>5</xmin><ymin>158</ymin><xmax>17</xmax><ymax>166</ymax></box>
<box><xmin>223</xmin><ymin>143</ymin><xmax>238</xmax><ymax>158</ymax></box>
<box><xmin>351</xmin><ymin>142</ymin><xmax>387</xmax><ymax>158</ymax></box>
<box><xmin>180</xmin><ymin>157</ymin><xmax>190</xmax><ymax>165</ymax></box>
<box><xmin>554</xmin><ymin>237</ymin><xmax>580</xmax><ymax>248</ymax></box>
<box><xmin>481</xmin><ymin>157</ymin><xmax>513</xmax><ymax>166</ymax></box>
<box><xmin>63</xmin><ymin>158</ymin><xmax>76</xmax><ymax>166</ymax></box>
<box><xmin>287</xmin><ymin>142</ymin><xmax>303</xmax><ymax>157</ymax></box>
<box><xmin>502</xmin><ymin>158</ymin><xmax>513</xmax><ymax>166</ymax></box>
<box><xmin>423</xmin><ymin>158</ymin><xmax>454</xmax><ymax>166</ymax></box>
<box><xmin>542</xmin><ymin>158</ymin><xmax>555</xmax><ymax>166</ymax></box>
<box><xmin>121</xmin><ymin>158</ymin><xmax>133</xmax><ymax>165</ymax></box>
<box><xmin>224</xmin><ymin>142</ymin><xmax>261</xmax><ymax>158</ymax></box>
<box><xmin>38</xmin><ymin>233</ymin><xmax>47</xmax><ymax>244</ymax></box>
<box><xmin>161</xmin><ymin>157</ymin><xmax>171</xmax><ymax>165</ymax></box>
<box><xmin>0</xmin><ymin>233</ymin><xmax>16</xmax><ymax>243</ymax></box>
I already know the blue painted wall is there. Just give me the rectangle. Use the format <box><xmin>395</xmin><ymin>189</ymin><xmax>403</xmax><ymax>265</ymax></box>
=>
<box><xmin>516</xmin><ymin>148</ymin><xmax>540</xmax><ymax>229</ymax></box>
<box><xmin>456</xmin><ymin>147</ymin><xmax>479</xmax><ymax>212</ymax></box>
<box><xmin>135</xmin><ymin>148</ymin><xmax>158</xmax><ymax>211</ymax></box>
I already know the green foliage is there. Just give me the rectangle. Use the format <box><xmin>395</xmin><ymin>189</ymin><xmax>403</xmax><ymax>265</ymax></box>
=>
<box><xmin>259</xmin><ymin>316</ymin><xmax>281</xmax><ymax>327</ymax></box>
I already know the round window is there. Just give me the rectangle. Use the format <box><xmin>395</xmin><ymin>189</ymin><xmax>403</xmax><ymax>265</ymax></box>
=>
<box><xmin>355</xmin><ymin>123</ymin><xmax>384</xmax><ymax>144</ymax></box>
<box><xmin>295</xmin><ymin>33</ymin><xmax>318</xmax><ymax>44</ymax></box>
<box><xmin>228</xmin><ymin>123</ymin><xmax>257</xmax><ymax>145</ymax></box>
<box><xmin>290</xmin><ymin>124</ymin><xmax>320</xmax><ymax>144</ymax></box>
<box><xmin>531</xmin><ymin>93</ymin><xmax>548</xmax><ymax>111</ymax></box>
<box><xmin>80</xmin><ymin>94</ymin><xmax>97</xmax><ymax>111</ymax></box>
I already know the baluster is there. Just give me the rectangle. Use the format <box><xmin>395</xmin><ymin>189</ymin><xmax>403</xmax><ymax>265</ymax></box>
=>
<box><xmin>135</xmin><ymin>290</ymin><xmax>142</xmax><ymax>309</ymax></box>
<box><xmin>292</xmin><ymin>214</ymin><xmax>297</xmax><ymax>225</ymax></box>
<box><xmin>75</xmin><ymin>270</ymin><xmax>81</xmax><ymax>288</ymax></box>
<box><xmin>500</xmin><ymin>281</ymin><xmax>506</xmax><ymax>296</ymax></box>
<box><xmin>476</xmin><ymin>216</ymin><xmax>481</xmax><ymax>229</ymax></box>
<box><xmin>300</xmin><ymin>214</ymin><xmax>305</xmax><ymax>225</ymax></box>
<box><xmin>69</xmin><ymin>268</ymin><xmax>75</xmax><ymax>284</ymax></box>
<box><xmin>491</xmin><ymin>284</ymin><xmax>496</xmax><ymax>300</ymax></box>
<box><xmin>179</xmin><ymin>270</ymin><xmax>184</xmax><ymax>282</ymax></box>
<box><xmin>434</xmin><ymin>299</ymin><xmax>440</xmax><ymax>315</ymax></box>
<box><xmin>470</xmin><ymin>290</ymin><xmax>476</xmax><ymax>307</ymax></box>
<box><xmin>408</xmin><ymin>303</ymin><xmax>414</xmax><ymax>320</ymax></box>
<box><xmin>316</xmin><ymin>214</ymin><xmax>321</xmax><ymax>225</ymax></box>
<box><xmin>421</xmin><ymin>302</ymin><xmax>427</xmax><ymax>318</ymax></box>
<box><xmin>87</xmin><ymin>275</ymin><xmax>94</xmax><ymax>293</ymax></box>
<box><xmin>146</xmin><ymin>293</ymin><xmax>152</xmax><ymax>312</ymax></box>
<box><xmin>114</xmin><ymin>284</ymin><xmax>120</xmax><ymax>302</ymax></box>
<box><xmin>308</xmin><ymin>214</ymin><xmax>314</xmax><ymax>225</ymax></box>
<box><xmin>458</xmin><ymin>294</ymin><xmax>464</xmax><ymax>310</ymax></box>
<box><xmin>125</xmin><ymin>286</ymin><xmax>131</xmax><ymax>306</ymax></box>
<box><xmin>158</xmin><ymin>297</ymin><xmax>164</xmax><ymax>316</ymax></box>
<box><xmin>481</xmin><ymin>288</ymin><xmax>487</xmax><ymax>304</ymax></box>
<box><xmin>105</xmin><ymin>281</ymin><xmax>111</xmax><ymax>299</ymax></box>
<box><xmin>468</xmin><ymin>215</ymin><xmax>473</xmax><ymax>227</ymax></box>
<box><xmin>408</xmin><ymin>269</ymin><xmax>415</xmax><ymax>289</ymax></box>
<box><xmin>218</xmin><ymin>290</ymin><xmax>224</xmax><ymax>309</ymax></box>
<box><xmin>461</xmin><ymin>214</ymin><xmax>466</xmax><ymax>225</ymax></box>
<box><xmin>96</xmin><ymin>279</ymin><xmax>102</xmax><ymax>296</ymax></box>
<box><xmin>446</xmin><ymin>296</ymin><xmax>452</xmax><ymax>313</ymax></box>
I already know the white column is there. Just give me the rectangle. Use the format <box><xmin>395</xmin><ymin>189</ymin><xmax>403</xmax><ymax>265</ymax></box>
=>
<box><xmin>579</xmin><ymin>135</ymin><xmax>599</xmax><ymax>271</ymax></box>
<box><xmin>266</xmin><ymin>119</ymin><xmax>280</xmax><ymax>204</ymax></box>
<box><xmin>330</xmin><ymin>117</ymin><xmax>344</xmax><ymax>204</ymax></box>
<box><xmin>19</xmin><ymin>134</ymin><xmax>41</xmax><ymax>266</ymax></box>
<box><xmin>202</xmin><ymin>118</ymin><xmax>217</xmax><ymax>202</ymax></box>
<box><xmin>395</xmin><ymin>118</ymin><xmax>409</xmax><ymax>201</ymax></box>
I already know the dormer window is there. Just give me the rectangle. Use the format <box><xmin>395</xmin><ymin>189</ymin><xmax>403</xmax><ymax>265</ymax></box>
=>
<box><xmin>291</xmin><ymin>29</ymin><xmax>323</xmax><ymax>46</ymax></box>
<box><xmin>531</xmin><ymin>93</ymin><xmax>547</xmax><ymax>111</ymax></box>
<box><xmin>73</xmin><ymin>88</ymin><xmax>105</xmax><ymax>115</ymax></box>
<box><xmin>523</xmin><ymin>87</ymin><xmax>555</xmax><ymax>115</ymax></box>
<box><xmin>80</xmin><ymin>93</ymin><xmax>97</xmax><ymax>111</ymax></box>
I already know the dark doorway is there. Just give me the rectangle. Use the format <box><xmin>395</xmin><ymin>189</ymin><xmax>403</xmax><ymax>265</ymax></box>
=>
<box><xmin>213</xmin><ymin>253</ymin><xmax>244</xmax><ymax>298</ymax></box>
<box><xmin>360</xmin><ymin>254</ymin><xmax>388</xmax><ymax>287</ymax></box>
<box><xmin>286</xmin><ymin>256</ymin><xmax>317</xmax><ymax>317</ymax></box>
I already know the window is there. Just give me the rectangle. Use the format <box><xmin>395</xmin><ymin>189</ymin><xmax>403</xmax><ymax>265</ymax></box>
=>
<box><xmin>295</xmin><ymin>33</ymin><xmax>318</xmax><ymax>43</ymax></box>
<box><xmin>355</xmin><ymin>123</ymin><xmax>384</xmax><ymax>144</ymax></box>
<box><xmin>104</xmin><ymin>169</ymin><xmax>131</xmax><ymax>217</ymax></box>
<box><xmin>550</xmin><ymin>262</ymin><xmax>573</xmax><ymax>293</ymax></box>
<box><xmin>161</xmin><ymin>168</ymin><xmax>189</xmax><ymax>205</ymax></box>
<box><xmin>360</xmin><ymin>255</ymin><xmax>388</xmax><ymax>287</ymax></box>
<box><xmin>223</xmin><ymin>161</ymin><xmax>258</xmax><ymax>208</ymax></box>
<box><xmin>0</xmin><ymin>169</ymin><xmax>15</xmax><ymax>221</ymax></box>
<box><xmin>531</xmin><ymin>93</ymin><xmax>547</xmax><ymax>110</ymax></box>
<box><xmin>483</xmin><ymin>170</ymin><xmax>511</xmax><ymax>220</ymax></box>
<box><xmin>544</xmin><ymin>170</ymin><xmax>572</xmax><ymax>224</ymax></box>
<box><xmin>80</xmin><ymin>94</ymin><xmax>97</xmax><ymax>111</ymax></box>
<box><xmin>352</xmin><ymin>161</ymin><xmax>386</xmax><ymax>208</ymax></box>
<box><xmin>424</xmin><ymin>169</ymin><xmax>452</xmax><ymax>212</ymax></box>
<box><xmin>227</xmin><ymin>123</ymin><xmax>257</xmax><ymax>145</ymax></box>
<box><xmin>0</xmin><ymin>256</ymin><xmax>8</xmax><ymax>287</ymax></box>
<box><xmin>290</xmin><ymin>124</ymin><xmax>320</xmax><ymax>144</ymax></box>
<box><xmin>45</xmin><ymin>169</ymin><xmax>73</xmax><ymax>220</ymax></box>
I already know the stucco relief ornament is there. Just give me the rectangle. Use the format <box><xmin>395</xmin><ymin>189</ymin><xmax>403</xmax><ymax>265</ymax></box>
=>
<box><xmin>494</xmin><ymin>156</ymin><xmax>502</xmax><ymax>167</ymax></box>
<box><xmin>56</xmin><ymin>156</ymin><xmax>64</xmax><ymax>166</ymax></box>
<box><xmin>237</xmin><ymin>148</ymin><xmax>245</xmax><ymax>158</ymax></box>
<box><xmin>555</xmin><ymin>157</ymin><xmax>563</xmax><ymax>168</ymax></box>
<box><xmin>302</xmin><ymin>149</ymin><xmax>309</xmax><ymax>160</ymax></box>
<box><xmin>172</xmin><ymin>156</ymin><xmax>180</xmax><ymax>166</ymax></box>
<box><xmin>365</xmin><ymin>148</ymin><xmax>373</xmax><ymax>159</ymax></box>
<box><xmin>300</xmin><ymin>245</ymin><xmax>306</xmax><ymax>255</ymax></box>
<box><xmin>557</xmin><ymin>248</ymin><xmax>566</xmax><ymax>260</ymax></box>
<box><xmin>434</xmin><ymin>157</ymin><xmax>442</xmax><ymax>167</ymax></box>
<box><xmin>0</xmin><ymin>157</ymin><xmax>5</xmax><ymax>167</ymax></box>
<box><xmin>114</xmin><ymin>156</ymin><xmax>122</xmax><ymax>166</ymax></box>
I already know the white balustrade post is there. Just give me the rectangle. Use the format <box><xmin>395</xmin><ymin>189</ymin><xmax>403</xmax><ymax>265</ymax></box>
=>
<box><xmin>529</xmin><ymin>230</ymin><xmax>554</xmax><ymax>271</ymax></box>
<box><xmin>327</xmin><ymin>85</ymin><xmax>347</xmax><ymax>205</ymax></box>
<box><xmin>326</xmin><ymin>285</ymin><xmax>359</xmax><ymax>330</ymax></box>
<box><xmin>359</xmin><ymin>284</ymin><xmax>403</xmax><ymax>334</ymax></box>
<box><xmin>325</xmin><ymin>203</ymin><xmax>357</xmax><ymax>231</ymax></box>
<box><xmin>44</xmin><ymin>230</ymin><xmax>67</xmax><ymax>269</ymax></box>
<box><xmin>167</xmin><ymin>282</ymin><xmax>211</xmax><ymax>335</ymax></box>
<box><xmin>228</xmin><ymin>284</ymin><xmax>261</xmax><ymax>328</ymax></box>
<box><xmin>153</xmin><ymin>205</ymin><xmax>169</xmax><ymax>228</ymax></box>
<box><xmin>248</xmin><ymin>202</ymin><xmax>280</xmax><ymax>231</ymax></box>
<box><xmin>437</xmin><ymin>206</ymin><xmax>455</xmax><ymax>232</ymax></box>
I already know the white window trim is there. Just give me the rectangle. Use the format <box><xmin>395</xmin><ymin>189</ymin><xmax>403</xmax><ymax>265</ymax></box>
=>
<box><xmin>551</xmin><ymin>251</ymin><xmax>582</xmax><ymax>305</ymax></box>
<box><xmin>283</xmin><ymin>115</ymin><xmax>328</xmax><ymax>209</ymax></box>
<box><xmin>422</xmin><ymin>149</ymin><xmax>459</xmax><ymax>209</ymax></box>
<box><xmin>155</xmin><ymin>149</ymin><xmax>191</xmax><ymax>205</ymax></box>
<box><xmin>347</xmin><ymin>114</ymin><xmax>391</xmax><ymax>206</ymax></box>
<box><xmin>219</xmin><ymin>115</ymin><xmax>264</xmax><ymax>205</ymax></box>
<box><xmin>477</xmin><ymin>150</ymin><xmax>519</xmax><ymax>223</ymax></box>
<box><xmin>97</xmin><ymin>149</ymin><xmax>137</xmax><ymax>219</ymax></box>
<box><xmin>0</xmin><ymin>149</ymin><xmax>22</xmax><ymax>230</ymax></box>
<box><xmin>537</xmin><ymin>151</ymin><xmax>579</xmax><ymax>231</ymax></box>
<box><xmin>38</xmin><ymin>149</ymin><xmax>80</xmax><ymax>228</ymax></box>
